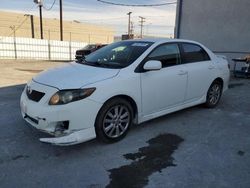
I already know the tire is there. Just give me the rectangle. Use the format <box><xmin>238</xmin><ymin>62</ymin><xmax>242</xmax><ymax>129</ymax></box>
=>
<box><xmin>95</xmin><ymin>98</ymin><xmax>133</xmax><ymax>143</ymax></box>
<box><xmin>205</xmin><ymin>81</ymin><xmax>223</xmax><ymax>108</ymax></box>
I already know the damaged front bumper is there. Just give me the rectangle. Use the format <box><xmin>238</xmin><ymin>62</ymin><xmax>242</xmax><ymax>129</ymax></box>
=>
<box><xmin>20</xmin><ymin>81</ymin><xmax>101</xmax><ymax>145</ymax></box>
<box><xmin>21</xmin><ymin>107</ymin><xmax>97</xmax><ymax>145</ymax></box>
<box><xmin>39</xmin><ymin>127</ymin><xmax>96</xmax><ymax>146</ymax></box>
<box><xmin>22</xmin><ymin>111</ymin><xmax>96</xmax><ymax>145</ymax></box>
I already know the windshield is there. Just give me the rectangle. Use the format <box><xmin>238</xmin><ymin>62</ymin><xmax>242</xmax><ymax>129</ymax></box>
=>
<box><xmin>80</xmin><ymin>41</ymin><xmax>153</xmax><ymax>68</ymax></box>
<box><xmin>82</xmin><ymin>45</ymin><xmax>96</xmax><ymax>50</ymax></box>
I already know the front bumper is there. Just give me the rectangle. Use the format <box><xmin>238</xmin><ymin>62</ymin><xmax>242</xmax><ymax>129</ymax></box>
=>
<box><xmin>20</xmin><ymin>80</ymin><xmax>102</xmax><ymax>145</ymax></box>
<box><xmin>39</xmin><ymin>127</ymin><xmax>96</xmax><ymax>146</ymax></box>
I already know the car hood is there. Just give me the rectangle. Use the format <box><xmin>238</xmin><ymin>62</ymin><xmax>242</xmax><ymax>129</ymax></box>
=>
<box><xmin>33</xmin><ymin>62</ymin><xmax>120</xmax><ymax>90</ymax></box>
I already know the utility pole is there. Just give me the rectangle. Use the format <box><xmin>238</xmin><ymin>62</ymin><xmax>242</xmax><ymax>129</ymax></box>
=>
<box><xmin>25</xmin><ymin>14</ymin><xmax>35</xmax><ymax>38</ymax></box>
<box><xmin>60</xmin><ymin>0</ymin><xmax>63</xmax><ymax>41</ymax></box>
<box><xmin>30</xmin><ymin>15</ymin><xmax>35</xmax><ymax>38</ymax></box>
<box><xmin>130</xmin><ymin>21</ymin><xmax>134</xmax><ymax>37</ymax></box>
<box><xmin>10</xmin><ymin>26</ymin><xmax>17</xmax><ymax>59</ymax></box>
<box><xmin>145</xmin><ymin>23</ymin><xmax>152</xmax><ymax>36</ymax></box>
<box><xmin>139</xmin><ymin>16</ymin><xmax>145</xmax><ymax>38</ymax></box>
<box><xmin>127</xmin><ymin>12</ymin><xmax>132</xmax><ymax>39</ymax></box>
<box><xmin>39</xmin><ymin>4</ymin><xmax>43</xmax><ymax>39</ymax></box>
<box><xmin>34</xmin><ymin>0</ymin><xmax>43</xmax><ymax>39</ymax></box>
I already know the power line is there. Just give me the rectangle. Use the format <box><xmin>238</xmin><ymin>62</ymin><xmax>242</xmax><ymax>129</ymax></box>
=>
<box><xmin>4</xmin><ymin>3</ymin><xmax>36</xmax><ymax>37</ymax></box>
<box><xmin>97</xmin><ymin>0</ymin><xmax>177</xmax><ymax>7</ymax></box>
<box><xmin>49</xmin><ymin>15</ymin><xmax>172</xmax><ymax>23</ymax></box>
<box><xmin>15</xmin><ymin>3</ymin><xmax>36</xmax><ymax>23</ymax></box>
<box><xmin>5</xmin><ymin>3</ymin><xmax>36</xmax><ymax>37</ymax></box>
<box><xmin>8</xmin><ymin>16</ymin><xmax>29</xmax><ymax>37</ymax></box>
<box><xmin>43</xmin><ymin>0</ymin><xmax>57</xmax><ymax>11</ymax></box>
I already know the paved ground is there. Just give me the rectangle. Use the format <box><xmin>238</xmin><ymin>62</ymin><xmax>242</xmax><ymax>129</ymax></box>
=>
<box><xmin>0</xmin><ymin>60</ymin><xmax>64</xmax><ymax>87</ymax></box>
<box><xmin>0</xmin><ymin>61</ymin><xmax>250</xmax><ymax>188</ymax></box>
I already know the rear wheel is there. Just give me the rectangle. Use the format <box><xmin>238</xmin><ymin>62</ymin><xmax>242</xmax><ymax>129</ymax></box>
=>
<box><xmin>95</xmin><ymin>98</ymin><xmax>133</xmax><ymax>143</ymax></box>
<box><xmin>205</xmin><ymin>81</ymin><xmax>222</xmax><ymax>108</ymax></box>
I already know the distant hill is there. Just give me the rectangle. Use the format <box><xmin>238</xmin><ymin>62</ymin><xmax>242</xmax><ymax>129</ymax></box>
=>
<box><xmin>0</xmin><ymin>11</ymin><xmax>114</xmax><ymax>44</ymax></box>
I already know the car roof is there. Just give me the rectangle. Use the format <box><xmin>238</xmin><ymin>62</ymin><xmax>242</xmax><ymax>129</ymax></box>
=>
<box><xmin>125</xmin><ymin>38</ymin><xmax>201</xmax><ymax>45</ymax></box>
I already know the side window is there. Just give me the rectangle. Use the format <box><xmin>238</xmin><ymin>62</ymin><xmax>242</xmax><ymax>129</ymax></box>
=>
<box><xmin>182</xmin><ymin>43</ymin><xmax>210</xmax><ymax>63</ymax></box>
<box><xmin>147</xmin><ymin>43</ymin><xmax>181</xmax><ymax>68</ymax></box>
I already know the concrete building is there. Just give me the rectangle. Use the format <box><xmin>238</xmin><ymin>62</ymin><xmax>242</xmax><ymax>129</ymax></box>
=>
<box><xmin>175</xmin><ymin>0</ymin><xmax>250</xmax><ymax>62</ymax></box>
<box><xmin>0</xmin><ymin>11</ymin><xmax>114</xmax><ymax>44</ymax></box>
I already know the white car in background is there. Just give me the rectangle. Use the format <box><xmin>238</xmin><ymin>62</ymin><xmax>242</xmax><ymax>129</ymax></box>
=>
<box><xmin>20</xmin><ymin>38</ymin><xmax>230</xmax><ymax>145</ymax></box>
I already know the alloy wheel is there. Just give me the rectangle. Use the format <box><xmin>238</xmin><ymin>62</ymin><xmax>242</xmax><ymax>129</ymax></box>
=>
<box><xmin>208</xmin><ymin>84</ymin><xmax>221</xmax><ymax>105</ymax></box>
<box><xmin>103</xmin><ymin>105</ymin><xmax>131</xmax><ymax>138</ymax></box>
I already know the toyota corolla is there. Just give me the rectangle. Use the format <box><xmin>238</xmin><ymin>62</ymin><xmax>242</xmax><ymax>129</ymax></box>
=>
<box><xmin>20</xmin><ymin>38</ymin><xmax>230</xmax><ymax>145</ymax></box>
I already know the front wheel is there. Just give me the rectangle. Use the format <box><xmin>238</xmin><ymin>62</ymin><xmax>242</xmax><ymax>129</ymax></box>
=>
<box><xmin>205</xmin><ymin>81</ymin><xmax>222</xmax><ymax>108</ymax></box>
<box><xmin>95</xmin><ymin>98</ymin><xmax>133</xmax><ymax>143</ymax></box>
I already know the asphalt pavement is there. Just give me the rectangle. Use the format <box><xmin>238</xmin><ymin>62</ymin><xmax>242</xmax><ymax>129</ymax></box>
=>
<box><xmin>0</xmin><ymin>77</ymin><xmax>250</xmax><ymax>188</ymax></box>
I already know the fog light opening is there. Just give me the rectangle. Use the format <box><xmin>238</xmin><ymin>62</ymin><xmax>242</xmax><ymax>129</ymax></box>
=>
<box><xmin>55</xmin><ymin>121</ymin><xmax>69</xmax><ymax>136</ymax></box>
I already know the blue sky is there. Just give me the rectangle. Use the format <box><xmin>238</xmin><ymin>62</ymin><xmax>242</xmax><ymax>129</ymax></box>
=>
<box><xmin>0</xmin><ymin>0</ymin><xmax>176</xmax><ymax>36</ymax></box>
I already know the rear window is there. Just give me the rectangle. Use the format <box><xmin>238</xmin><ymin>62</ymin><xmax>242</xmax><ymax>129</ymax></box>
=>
<box><xmin>182</xmin><ymin>43</ymin><xmax>210</xmax><ymax>63</ymax></box>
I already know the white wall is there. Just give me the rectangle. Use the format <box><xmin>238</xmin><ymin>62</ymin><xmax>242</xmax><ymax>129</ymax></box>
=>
<box><xmin>175</xmin><ymin>0</ymin><xmax>250</xmax><ymax>65</ymax></box>
<box><xmin>0</xmin><ymin>36</ymin><xmax>88</xmax><ymax>61</ymax></box>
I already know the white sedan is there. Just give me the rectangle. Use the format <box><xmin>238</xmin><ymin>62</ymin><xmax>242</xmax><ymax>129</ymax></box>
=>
<box><xmin>20</xmin><ymin>38</ymin><xmax>230</xmax><ymax>145</ymax></box>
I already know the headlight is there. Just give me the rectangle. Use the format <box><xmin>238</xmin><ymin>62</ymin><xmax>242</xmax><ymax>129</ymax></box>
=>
<box><xmin>49</xmin><ymin>88</ymin><xmax>96</xmax><ymax>105</ymax></box>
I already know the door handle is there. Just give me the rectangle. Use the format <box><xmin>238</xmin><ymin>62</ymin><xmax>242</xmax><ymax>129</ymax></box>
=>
<box><xmin>208</xmin><ymin>65</ymin><xmax>215</xmax><ymax>70</ymax></box>
<box><xmin>178</xmin><ymin>70</ymin><xmax>187</xmax><ymax>75</ymax></box>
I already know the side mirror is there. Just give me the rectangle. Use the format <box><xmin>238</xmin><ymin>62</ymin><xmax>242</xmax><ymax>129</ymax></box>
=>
<box><xmin>143</xmin><ymin>60</ymin><xmax>162</xmax><ymax>71</ymax></box>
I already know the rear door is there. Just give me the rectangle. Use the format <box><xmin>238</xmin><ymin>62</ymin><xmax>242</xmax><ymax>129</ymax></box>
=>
<box><xmin>180</xmin><ymin>43</ymin><xmax>216</xmax><ymax>102</ymax></box>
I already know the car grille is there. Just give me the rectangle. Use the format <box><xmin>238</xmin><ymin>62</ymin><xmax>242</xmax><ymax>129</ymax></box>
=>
<box><xmin>26</xmin><ymin>89</ymin><xmax>45</xmax><ymax>102</ymax></box>
<box><xmin>24</xmin><ymin>114</ymin><xmax>39</xmax><ymax>124</ymax></box>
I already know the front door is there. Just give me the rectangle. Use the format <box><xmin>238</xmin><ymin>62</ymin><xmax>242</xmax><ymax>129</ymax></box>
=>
<box><xmin>140</xmin><ymin>43</ymin><xmax>187</xmax><ymax>116</ymax></box>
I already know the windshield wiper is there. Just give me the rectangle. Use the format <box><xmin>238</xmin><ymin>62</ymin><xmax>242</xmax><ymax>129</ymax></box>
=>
<box><xmin>77</xmin><ymin>59</ymin><xmax>125</xmax><ymax>68</ymax></box>
<box><xmin>96</xmin><ymin>61</ymin><xmax>125</xmax><ymax>68</ymax></box>
<box><xmin>76</xmin><ymin>59</ymin><xmax>101</xmax><ymax>67</ymax></box>
<box><xmin>80</xmin><ymin>60</ymin><xmax>111</xmax><ymax>68</ymax></box>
